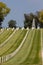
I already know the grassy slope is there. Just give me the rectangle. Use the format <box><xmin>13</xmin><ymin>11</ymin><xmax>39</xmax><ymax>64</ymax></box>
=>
<box><xmin>1</xmin><ymin>30</ymin><xmax>35</xmax><ymax>65</ymax></box>
<box><xmin>23</xmin><ymin>30</ymin><xmax>41</xmax><ymax>64</ymax></box>
<box><xmin>0</xmin><ymin>29</ymin><xmax>14</xmax><ymax>44</ymax></box>
<box><xmin>0</xmin><ymin>29</ymin><xmax>42</xmax><ymax>65</ymax></box>
<box><xmin>2</xmin><ymin>29</ymin><xmax>27</xmax><ymax>56</ymax></box>
<box><xmin>42</xmin><ymin>29</ymin><xmax>43</xmax><ymax>47</ymax></box>
<box><xmin>0</xmin><ymin>29</ymin><xmax>22</xmax><ymax>56</ymax></box>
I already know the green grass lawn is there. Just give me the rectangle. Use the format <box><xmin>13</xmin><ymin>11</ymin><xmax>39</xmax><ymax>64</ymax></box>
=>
<box><xmin>0</xmin><ymin>29</ymin><xmax>22</xmax><ymax>56</ymax></box>
<box><xmin>1</xmin><ymin>29</ymin><xmax>27</xmax><ymax>56</ymax></box>
<box><xmin>0</xmin><ymin>29</ymin><xmax>42</xmax><ymax>65</ymax></box>
<box><xmin>0</xmin><ymin>29</ymin><xmax>14</xmax><ymax>44</ymax></box>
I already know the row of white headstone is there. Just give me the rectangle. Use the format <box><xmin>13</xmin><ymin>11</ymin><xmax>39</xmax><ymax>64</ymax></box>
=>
<box><xmin>0</xmin><ymin>27</ymin><xmax>19</xmax><ymax>32</ymax></box>
<box><xmin>0</xmin><ymin>26</ymin><xmax>40</xmax><ymax>32</ymax></box>
<box><xmin>0</xmin><ymin>18</ymin><xmax>40</xmax><ymax>32</ymax></box>
<box><xmin>0</xmin><ymin>27</ymin><xmax>29</xmax><ymax>32</ymax></box>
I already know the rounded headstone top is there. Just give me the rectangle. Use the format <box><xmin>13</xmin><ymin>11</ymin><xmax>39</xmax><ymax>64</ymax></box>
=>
<box><xmin>26</xmin><ymin>27</ymin><xmax>29</xmax><ymax>30</ymax></box>
<box><xmin>12</xmin><ymin>28</ymin><xmax>15</xmax><ymax>31</ymax></box>
<box><xmin>32</xmin><ymin>27</ymin><xmax>35</xmax><ymax>29</ymax></box>
<box><xmin>22</xmin><ymin>27</ymin><xmax>24</xmax><ymax>30</ymax></box>
<box><xmin>7</xmin><ymin>28</ymin><xmax>9</xmax><ymax>31</ymax></box>
<box><xmin>16</xmin><ymin>27</ymin><xmax>19</xmax><ymax>30</ymax></box>
<box><xmin>1</xmin><ymin>28</ymin><xmax>4</xmax><ymax>31</ymax></box>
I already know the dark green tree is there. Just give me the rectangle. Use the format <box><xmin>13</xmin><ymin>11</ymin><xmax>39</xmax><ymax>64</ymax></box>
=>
<box><xmin>24</xmin><ymin>10</ymin><xmax>43</xmax><ymax>28</ymax></box>
<box><xmin>0</xmin><ymin>2</ymin><xmax>10</xmax><ymax>28</ymax></box>
<box><xmin>36</xmin><ymin>10</ymin><xmax>43</xmax><ymax>28</ymax></box>
<box><xmin>8</xmin><ymin>20</ymin><xmax>16</xmax><ymax>28</ymax></box>
<box><xmin>24</xmin><ymin>13</ymin><xmax>34</xmax><ymax>28</ymax></box>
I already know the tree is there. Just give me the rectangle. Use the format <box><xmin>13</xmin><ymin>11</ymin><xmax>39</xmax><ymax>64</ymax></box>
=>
<box><xmin>0</xmin><ymin>2</ymin><xmax>10</xmax><ymax>28</ymax></box>
<box><xmin>24</xmin><ymin>13</ymin><xmax>34</xmax><ymax>28</ymax></box>
<box><xmin>37</xmin><ymin>10</ymin><xmax>43</xmax><ymax>23</ymax></box>
<box><xmin>24</xmin><ymin>10</ymin><xmax>43</xmax><ymax>28</ymax></box>
<box><xmin>8</xmin><ymin>20</ymin><xmax>16</xmax><ymax>28</ymax></box>
<box><xmin>36</xmin><ymin>10</ymin><xmax>43</xmax><ymax>28</ymax></box>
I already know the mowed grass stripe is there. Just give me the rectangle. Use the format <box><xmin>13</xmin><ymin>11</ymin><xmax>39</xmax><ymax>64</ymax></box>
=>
<box><xmin>1</xmin><ymin>29</ymin><xmax>27</xmax><ymax>56</ymax></box>
<box><xmin>0</xmin><ymin>29</ymin><xmax>23</xmax><ymax>56</ymax></box>
<box><xmin>41</xmin><ymin>29</ymin><xmax>43</xmax><ymax>65</ymax></box>
<box><xmin>21</xmin><ymin>29</ymin><xmax>36</xmax><ymax>64</ymax></box>
<box><xmin>0</xmin><ymin>29</ymin><xmax>4</xmax><ymax>35</ymax></box>
<box><xmin>0</xmin><ymin>29</ymin><xmax>7</xmax><ymax>37</ymax></box>
<box><xmin>42</xmin><ymin>29</ymin><xmax>43</xmax><ymax>48</ymax></box>
<box><xmin>18</xmin><ymin>30</ymin><xmax>35</xmax><ymax>63</ymax></box>
<box><xmin>23</xmin><ymin>30</ymin><xmax>41</xmax><ymax>65</ymax></box>
<box><xmin>0</xmin><ymin>29</ymin><xmax>5</xmax><ymax>35</ymax></box>
<box><xmin>1</xmin><ymin>30</ymin><xmax>35</xmax><ymax>65</ymax></box>
<box><xmin>0</xmin><ymin>29</ymin><xmax>14</xmax><ymax>44</ymax></box>
<box><xmin>31</xmin><ymin>30</ymin><xmax>41</xmax><ymax>64</ymax></box>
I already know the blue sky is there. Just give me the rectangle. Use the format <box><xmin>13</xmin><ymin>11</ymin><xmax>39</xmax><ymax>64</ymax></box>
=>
<box><xmin>0</xmin><ymin>0</ymin><xmax>43</xmax><ymax>27</ymax></box>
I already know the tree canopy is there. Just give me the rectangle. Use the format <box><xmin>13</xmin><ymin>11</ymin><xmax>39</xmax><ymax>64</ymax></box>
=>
<box><xmin>8</xmin><ymin>20</ymin><xmax>16</xmax><ymax>28</ymax></box>
<box><xmin>0</xmin><ymin>2</ymin><xmax>10</xmax><ymax>28</ymax></box>
<box><xmin>24</xmin><ymin>13</ymin><xmax>34</xmax><ymax>28</ymax></box>
<box><xmin>24</xmin><ymin>10</ymin><xmax>43</xmax><ymax>28</ymax></box>
<box><xmin>0</xmin><ymin>2</ymin><xmax>10</xmax><ymax>16</ymax></box>
<box><xmin>37</xmin><ymin>10</ymin><xmax>43</xmax><ymax>23</ymax></box>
